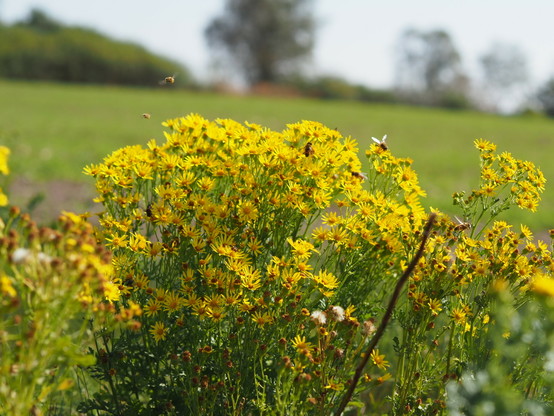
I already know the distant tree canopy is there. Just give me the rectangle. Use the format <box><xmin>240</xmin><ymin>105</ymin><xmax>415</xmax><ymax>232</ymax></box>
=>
<box><xmin>205</xmin><ymin>0</ymin><xmax>316</xmax><ymax>86</ymax></box>
<box><xmin>0</xmin><ymin>9</ymin><xmax>189</xmax><ymax>86</ymax></box>
<box><xmin>480</xmin><ymin>43</ymin><xmax>528</xmax><ymax>91</ymax></box>
<box><xmin>478</xmin><ymin>43</ymin><xmax>529</xmax><ymax>113</ymax></box>
<box><xmin>537</xmin><ymin>78</ymin><xmax>554</xmax><ymax>117</ymax></box>
<box><xmin>394</xmin><ymin>28</ymin><xmax>469</xmax><ymax>108</ymax></box>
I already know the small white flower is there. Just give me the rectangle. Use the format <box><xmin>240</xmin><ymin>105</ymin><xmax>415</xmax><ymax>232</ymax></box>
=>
<box><xmin>11</xmin><ymin>248</ymin><xmax>31</xmax><ymax>264</ymax></box>
<box><xmin>310</xmin><ymin>310</ymin><xmax>327</xmax><ymax>326</ymax></box>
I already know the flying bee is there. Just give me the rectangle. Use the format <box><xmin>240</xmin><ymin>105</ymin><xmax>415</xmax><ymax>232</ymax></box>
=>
<box><xmin>351</xmin><ymin>171</ymin><xmax>368</xmax><ymax>181</ymax></box>
<box><xmin>159</xmin><ymin>73</ymin><xmax>177</xmax><ymax>85</ymax></box>
<box><xmin>453</xmin><ymin>216</ymin><xmax>471</xmax><ymax>231</ymax></box>
<box><xmin>303</xmin><ymin>142</ymin><xmax>315</xmax><ymax>157</ymax></box>
<box><xmin>142</xmin><ymin>113</ymin><xmax>151</xmax><ymax>119</ymax></box>
<box><xmin>371</xmin><ymin>134</ymin><xmax>388</xmax><ymax>151</ymax></box>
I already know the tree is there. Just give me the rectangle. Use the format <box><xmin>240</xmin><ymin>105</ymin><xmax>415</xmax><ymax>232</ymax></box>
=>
<box><xmin>205</xmin><ymin>0</ymin><xmax>315</xmax><ymax>87</ymax></box>
<box><xmin>478</xmin><ymin>43</ymin><xmax>528</xmax><ymax>112</ymax></box>
<box><xmin>20</xmin><ymin>8</ymin><xmax>62</xmax><ymax>32</ymax></box>
<box><xmin>394</xmin><ymin>28</ymin><xmax>468</xmax><ymax>106</ymax></box>
<box><xmin>537</xmin><ymin>78</ymin><xmax>554</xmax><ymax>117</ymax></box>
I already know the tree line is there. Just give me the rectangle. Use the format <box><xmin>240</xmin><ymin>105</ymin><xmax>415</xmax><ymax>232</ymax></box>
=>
<box><xmin>2</xmin><ymin>3</ymin><xmax>554</xmax><ymax>116</ymax></box>
<box><xmin>205</xmin><ymin>0</ymin><xmax>554</xmax><ymax>115</ymax></box>
<box><xmin>0</xmin><ymin>9</ymin><xmax>189</xmax><ymax>87</ymax></box>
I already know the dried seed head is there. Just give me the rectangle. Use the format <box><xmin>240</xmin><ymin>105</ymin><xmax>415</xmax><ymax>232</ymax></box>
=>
<box><xmin>328</xmin><ymin>305</ymin><xmax>345</xmax><ymax>322</ymax></box>
<box><xmin>310</xmin><ymin>310</ymin><xmax>327</xmax><ymax>325</ymax></box>
<box><xmin>362</xmin><ymin>319</ymin><xmax>377</xmax><ymax>336</ymax></box>
<box><xmin>11</xmin><ymin>248</ymin><xmax>31</xmax><ymax>264</ymax></box>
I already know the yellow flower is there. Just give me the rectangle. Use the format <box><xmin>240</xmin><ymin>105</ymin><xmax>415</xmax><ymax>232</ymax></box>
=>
<box><xmin>103</xmin><ymin>281</ymin><xmax>121</xmax><ymax>303</ymax></box>
<box><xmin>0</xmin><ymin>146</ymin><xmax>10</xmax><ymax>175</ymax></box>
<box><xmin>149</xmin><ymin>322</ymin><xmax>168</xmax><ymax>342</ymax></box>
<box><xmin>324</xmin><ymin>379</ymin><xmax>344</xmax><ymax>391</ymax></box>
<box><xmin>287</xmin><ymin>238</ymin><xmax>318</xmax><ymax>260</ymax></box>
<box><xmin>328</xmin><ymin>226</ymin><xmax>348</xmax><ymax>245</ymax></box>
<box><xmin>197</xmin><ymin>176</ymin><xmax>215</xmax><ymax>192</ymax></box>
<box><xmin>207</xmin><ymin>307</ymin><xmax>226</xmax><ymax>322</ymax></box>
<box><xmin>105</xmin><ymin>232</ymin><xmax>128</xmax><ymax>249</ymax></box>
<box><xmin>280</xmin><ymin>268</ymin><xmax>303</xmax><ymax>289</ymax></box>
<box><xmin>451</xmin><ymin>307</ymin><xmax>467</xmax><ymax>326</ymax></box>
<box><xmin>237</xmin><ymin>200</ymin><xmax>259</xmax><ymax>223</ymax></box>
<box><xmin>474</xmin><ymin>139</ymin><xmax>496</xmax><ymax>152</ymax></box>
<box><xmin>0</xmin><ymin>273</ymin><xmax>16</xmax><ymax>297</ymax></box>
<box><xmin>428</xmin><ymin>298</ymin><xmax>443</xmax><ymax>316</ymax></box>
<box><xmin>128</xmin><ymin>232</ymin><xmax>148</xmax><ymax>252</ymax></box>
<box><xmin>322</xmin><ymin>211</ymin><xmax>343</xmax><ymax>226</ymax></box>
<box><xmin>370</xmin><ymin>349</ymin><xmax>390</xmax><ymax>370</ymax></box>
<box><xmin>292</xmin><ymin>335</ymin><xmax>313</xmax><ymax>352</ymax></box>
<box><xmin>239</xmin><ymin>266</ymin><xmax>262</xmax><ymax>291</ymax></box>
<box><xmin>532</xmin><ymin>275</ymin><xmax>554</xmax><ymax>297</ymax></box>
<box><xmin>313</xmin><ymin>270</ymin><xmax>339</xmax><ymax>290</ymax></box>
<box><xmin>163</xmin><ymin>291</ymin><xmax>184</xmax><ymax>313</ymax></box>
<box><xmin>251</xmin><ymin>311</ymin><xmax>273</xmax><ymax>327</ymax></box>
<box><xmin>144</xmin><ymin>298</ymin><xmax>162</xmax><ymax>317</ymax></box>
<box><xmin>311</xmin><ymin>226</ymin><xmax>329</xmax><ymax>242</ymax></box>
<box><xmin>132</xmin><ymin>162</ymin><xmax>154</xmax><ymax>180</ymax></box>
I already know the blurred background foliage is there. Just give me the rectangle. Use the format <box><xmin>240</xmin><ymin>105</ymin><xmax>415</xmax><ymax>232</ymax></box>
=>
<box><xmin>0</xmin><ymin>9</ymin><xmax>190</xmax><ymax>86</ymax></box>
<box><xmin>2</xmin><ymin>5</ymin><xmax>554</xmax><ymax>115</ymax></box>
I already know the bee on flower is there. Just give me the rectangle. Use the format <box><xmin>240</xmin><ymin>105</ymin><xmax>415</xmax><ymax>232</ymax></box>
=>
<box><xmin>303</xmin><ymin>142</ymin><xmax>315</xmax><ymax>157</ymax></box>
<box><xmin>453</xmin><ymin>216</ymin><xmax>471</xmax><ymax>232</ymax></box>
<box><xmin>351</xmin><ymin>171</ymin><xmax>368</xmax><ymax>181</ymax></box>
<box><xmin>371</xmin><ymin>134</ymin><xmax>388</xmax><ymax>151</ymax></box>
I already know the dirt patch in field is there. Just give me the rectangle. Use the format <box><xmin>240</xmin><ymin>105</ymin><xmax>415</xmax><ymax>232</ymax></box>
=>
<box><xmin>8</xmin><ymin>177</ymin><xmax>100</xmax><ymax>225</ymax></box>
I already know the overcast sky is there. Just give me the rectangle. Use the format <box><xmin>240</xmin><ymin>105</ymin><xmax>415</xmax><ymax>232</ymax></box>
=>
<box><xmin>2</xmin><ymin>0</ymin><xmax>554</xmax><ymax>90</ymax></box>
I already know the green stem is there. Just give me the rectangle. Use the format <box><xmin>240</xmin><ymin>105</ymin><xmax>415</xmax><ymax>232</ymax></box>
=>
<box><xmin>445</xmin><ymin>323</ymin><xmax>455</xmax><ymax>377</ymax></box>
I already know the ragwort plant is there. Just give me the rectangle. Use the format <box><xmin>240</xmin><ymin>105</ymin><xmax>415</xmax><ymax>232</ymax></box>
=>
<box><xmin>81</xmin><ymin>114</ymin><xmax>552</xmax><ymax>415</ymax></box>
<box><xmin>0</xmin><ymin>146</ymin><xmax>121</xmax><ymax>415</ymax></box>
<box><xmin>386</xmin><ymin>140</ymin><xmax>552</xmax><ymax>414</ymax></box>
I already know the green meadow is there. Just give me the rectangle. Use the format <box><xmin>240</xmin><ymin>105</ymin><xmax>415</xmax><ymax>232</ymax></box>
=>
<box><xmin>1</xmin><ymin>79</ymin><xmax>553</xmax><ymax>232</ymax></box>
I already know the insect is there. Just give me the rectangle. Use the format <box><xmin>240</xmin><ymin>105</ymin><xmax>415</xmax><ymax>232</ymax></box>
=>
<box><xmin>372</xmin><ymin>134</ymin><xmax>388</xmax><ymax>151</ymax></box>
<box><xmin>146</xmin><ymin>203</ymin><xmax>153</xmax><ymax>218</ymax></box>
<box><xmin>453</xmin><ymin>216</ymin><xmax>471</xmax><ymax>231</ymax></box>
<box><xmin>142</xmin><ymin>113</ymin><xmax>151</xmax><ymax>119</ymax></box>
<box><xmin>351</xmin><ymin>171</ymin><xmax>368</xmax><ymax>181</ymax></box>
<box><xmin>160</xmin><ymin>74</ymin><xmax>177</xmax><ymax>85</ymax></box>
<box><xmin>303</xmin><ymin>142</ymin><xmax>315</xmax><ymax>157</ymax></box>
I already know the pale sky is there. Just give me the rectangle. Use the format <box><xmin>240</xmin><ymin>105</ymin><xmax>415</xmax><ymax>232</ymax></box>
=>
<box><xmin>2</xmin><ymin>0</ymin><xmax>554</xmax><ymax>90</ymax></box>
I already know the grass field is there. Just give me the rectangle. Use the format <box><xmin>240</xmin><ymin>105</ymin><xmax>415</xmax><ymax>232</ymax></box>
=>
<box><xmin>1</xmin><ymin>79</ymin><xmax>553</xmax><ymax>233</ymax></box>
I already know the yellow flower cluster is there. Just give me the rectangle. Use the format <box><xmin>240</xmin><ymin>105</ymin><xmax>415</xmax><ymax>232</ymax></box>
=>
<box><xmin>82</xmin><ymin>115</ymin><xmax>553</xmax><ymax>413</ymax></box>
<box><xmin>474</xmin><ymin>138</ymin><xmax>545</xmax><ymax>212</ymax></box>
<box><xmin>85</xmin><ymin>114</ymin><xmax>428</xmax><ymax>341</ymax></box>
